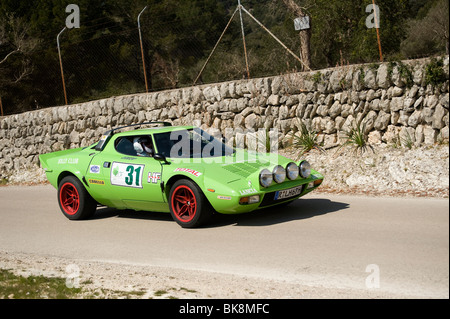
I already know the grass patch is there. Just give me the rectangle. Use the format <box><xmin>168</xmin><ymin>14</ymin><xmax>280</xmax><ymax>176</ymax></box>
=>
<box><xmin>0</xmin><ymin>269</ymin><xmax>82</xmax><ymax>299</ymax></box>
<box><xmin>0</xmin><ymin>268</ymin><xmax>150</xmax><ymax>299</ymax></box>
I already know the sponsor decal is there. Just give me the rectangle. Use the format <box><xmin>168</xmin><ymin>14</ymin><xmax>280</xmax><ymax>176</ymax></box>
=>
<box><xmin>89</xmin><ymin>165</ymin><xmax>100</xmax><ymax>174</ymax></box>
<box><xmin>239</xmin><ymin>187</ymin><xmax>257</xmax><ymax>195</ymax></box>
<box><xmin>58</xmin><ymin>158</ymin><xmax>79</xmax><ymax>165</ymax></box>
<box><xmin>217</xmin><ymin>195</ymin><xmax>232</xmax><ymax>200</ymax></box>
<box><xmin>88</xmin><ymin>179</ymin><xmax>105</xmax><ymax>185</ymax></box>
<box><xmin>147</xmin><ymin>172</ymin><xmax>161</xmax><ymax>184</ymax></box>
<box><xmin>111</xmin><ymin>162</ymin><xmax>144</xmax><ymax>188</ymax></box>
<box><xmin>174</xmin><ymin>167</ymin><xmax>202</xmax><ymax>177</ymax></box>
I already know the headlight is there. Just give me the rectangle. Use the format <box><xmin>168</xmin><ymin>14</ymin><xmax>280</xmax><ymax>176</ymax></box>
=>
<box><xmin>286</xmin><ymin>162</ymin><xmax>299</xmax><ymax>180</ymax></box>
<box><xmin>259</xmin><ymin>169</ymin><xmax>273</xmax><ymax>187</ymax></box>
<box><xmin>272</xmin><ymin>165</ymin><xmax>286</xmax><ymax>183</ymax></box>
<box><xmin>299</xmin><ymin>160</ymin><xmax>311</xmax><ymax>178</ymax></box>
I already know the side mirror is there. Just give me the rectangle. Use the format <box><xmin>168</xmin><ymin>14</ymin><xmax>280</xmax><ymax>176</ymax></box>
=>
<box><xmin>154</xmin><ymin>153</ymin><xmax>170</xmax><ymax>165</ymax></box>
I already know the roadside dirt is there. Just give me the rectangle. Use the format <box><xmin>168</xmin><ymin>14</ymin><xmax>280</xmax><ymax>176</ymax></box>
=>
<box><xmin>0</xmin><ymin>251</ymin><xmax>426</xmax><ymax>299</ymax></box>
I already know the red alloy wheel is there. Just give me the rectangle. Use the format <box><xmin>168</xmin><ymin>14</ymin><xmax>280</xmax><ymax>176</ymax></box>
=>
<box><xmin>171</xmin><ymin>185</ymin><xmax>197</xmax><ymax>223</ymax></box>
<box><xmin>59</xmin><ymin>182</ymin><xmax>80</xmax><ymax>216</ymax></box>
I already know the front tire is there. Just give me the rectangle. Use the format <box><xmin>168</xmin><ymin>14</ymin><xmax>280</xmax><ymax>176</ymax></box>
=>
<box><xmin>58</xmin><ymin>176</ymin><xmax>96</xmax><ymax>220</ymax></box>
<box><xmin>169</xmin><ymin>179</ymin><xmax>212</xmax><ymax>228</ymax></box>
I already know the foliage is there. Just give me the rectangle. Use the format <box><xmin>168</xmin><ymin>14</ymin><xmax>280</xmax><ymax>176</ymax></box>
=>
<box><xmin>424</xmin><ymin>57</ymin><xmax>447</xmax><ymax>86</ymax></box>
<box><xmin>0</xmin><ymin>0</ymin><xmax>447</xmax><ymax>115</ymax></box>
<box><xmin>400</xmin><ymin>0</ymin><xmax>449</xmax><ymax>58</ymax></box>
<box><xmin>290</xmin><ymin>120</ymin><xmax>323</xmax><ymax>158</ymax></box>
<box><xmin>338</xmin><ymin>119</ymin><xmax>374</xmax><ymax>155</ymax></box>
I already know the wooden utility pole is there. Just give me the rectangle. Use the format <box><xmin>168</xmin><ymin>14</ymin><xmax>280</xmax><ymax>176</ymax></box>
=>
<box><xmin>280</xmin><ymin>0</ymin><xmax>312</xmax><ymax>71</ymax></box>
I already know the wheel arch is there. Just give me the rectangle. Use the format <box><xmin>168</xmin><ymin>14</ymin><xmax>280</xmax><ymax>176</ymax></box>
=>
<box><xmin>164</xmin><ymin>174</ymin><xmax>214</xmax><ymax>207</ymax></box>
<box><xmin>58</xmin><ymin>171</ymin><xmax>78</xmax><ymax>187</ymax></box>
<box><xmin>164</xmin><ymin>174</ymin><xmax>197</xmax><ymax>198</ymax></box>
<box><xmin>57</xmin><ymin>171</ymin><xmax>90</xmax><ymax>192</ymax></box>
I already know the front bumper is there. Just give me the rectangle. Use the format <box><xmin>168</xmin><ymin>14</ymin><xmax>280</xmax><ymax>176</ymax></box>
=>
<box><xmin>212</xmin><ymin>170</ymin><xmax>324</xmax><ymax>214</ymax></box>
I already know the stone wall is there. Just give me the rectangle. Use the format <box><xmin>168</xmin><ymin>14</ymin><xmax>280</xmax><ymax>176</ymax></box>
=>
<box><xmin>0</xmin><ymin>56</ymin><xmax>448</xmax><ymax>176</ymax></box>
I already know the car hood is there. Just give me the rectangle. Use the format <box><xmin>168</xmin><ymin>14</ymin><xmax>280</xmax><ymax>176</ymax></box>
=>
<box><xmin>167</xmin><ymin>151</ymin><xmax>290</xmax><ymax>184</ymax></box>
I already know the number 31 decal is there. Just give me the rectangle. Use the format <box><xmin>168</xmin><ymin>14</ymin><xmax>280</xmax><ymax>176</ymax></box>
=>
<box><xmin>111</xmin><ymin>162</ymin><xmax>144</xmax><ymax>188</ymax></box>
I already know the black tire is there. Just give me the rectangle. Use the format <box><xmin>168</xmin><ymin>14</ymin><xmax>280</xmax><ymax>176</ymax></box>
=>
<box><xmin>58</xmin><ymin>176</ymin><xmax>97</xmax><ymax>220</ymax></box>
<box><xmin>169</xmin><ymin>179</ymin><xmax>212</xmax><ymax>228</ymax></box>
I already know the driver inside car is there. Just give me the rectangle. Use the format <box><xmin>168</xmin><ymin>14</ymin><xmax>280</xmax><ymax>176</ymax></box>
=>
<box><xmin>133</xmin><ymin>136</ymin><xmax>154</xmax><ymax>157</ymax></box>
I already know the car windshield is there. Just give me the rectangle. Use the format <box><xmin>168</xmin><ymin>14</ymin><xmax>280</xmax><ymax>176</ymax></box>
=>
<box><xmin>153</xmin><ymin>128</ymin><xmax>235</xmax><ymax>158</ymax></box>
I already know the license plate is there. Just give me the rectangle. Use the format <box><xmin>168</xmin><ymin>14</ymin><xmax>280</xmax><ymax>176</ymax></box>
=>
<box><xmin>274</xmin><ymin>185</ymin><xmax>303</xmax><ymax>200</ymax></box>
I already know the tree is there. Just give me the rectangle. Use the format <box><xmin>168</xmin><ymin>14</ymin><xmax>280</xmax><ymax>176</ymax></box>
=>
<box><xmin>0</xmin><ymin>14</ymin><xmax>39</xmax><ymax>113</ymax></box>
<box><xmin>401</xmin><ymin>0</ymin><xmax>449</xmax><ymax>57</ymax></box>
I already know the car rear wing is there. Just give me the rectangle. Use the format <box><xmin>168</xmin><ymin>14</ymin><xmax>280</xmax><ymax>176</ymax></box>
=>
<box><xmin>94</xmin><ymin>121</ymin><xmax>172</xmax><ymax>151</ymax></box>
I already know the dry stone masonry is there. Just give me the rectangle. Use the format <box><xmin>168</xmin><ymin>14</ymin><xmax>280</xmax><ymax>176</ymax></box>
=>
<box><xmin>0</xmin><ymin>56</ymin><xmax>448</xmax><ymax>178</ymax></box>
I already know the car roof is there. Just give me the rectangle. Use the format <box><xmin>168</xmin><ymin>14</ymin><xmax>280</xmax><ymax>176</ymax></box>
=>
<box><xmin>114</xmin><ymin>125</ymin><xmax>195</xmax><ymax>136</ymax></box>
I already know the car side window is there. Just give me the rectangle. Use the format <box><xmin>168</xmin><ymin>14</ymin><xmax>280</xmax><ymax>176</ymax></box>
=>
<box><xmin>115</xmin><ymin>137</ymin><xmax>137</xmax><ymax>156</ymax></box>
<box><xmin>115</xmin><ymin>135</ymin><xmax>155</xmax><ymax>157</ymax></box>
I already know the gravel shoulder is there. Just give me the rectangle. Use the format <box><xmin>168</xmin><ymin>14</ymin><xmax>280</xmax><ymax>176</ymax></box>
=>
<box><xmin>0</xmin><ymin>251</ymin><xmax>429</xmax><ymax>299</ymax></box>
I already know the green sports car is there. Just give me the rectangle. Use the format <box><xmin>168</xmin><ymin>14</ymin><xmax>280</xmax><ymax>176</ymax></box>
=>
<box><xmin>39</xmin><ymin>122</ymin><xmax>323</xmax><ymax>228</ymax></box>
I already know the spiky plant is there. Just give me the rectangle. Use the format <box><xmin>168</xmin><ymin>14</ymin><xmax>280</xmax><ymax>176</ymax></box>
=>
<box><xmin>290</xmin><ymin>120</ymin><xmax>324</xmax><ymax>159</ymax></box>
<box><xmin>338</xmin><ymin>120</ymin><xmax>374</xmax><ymax>155</ymax></box>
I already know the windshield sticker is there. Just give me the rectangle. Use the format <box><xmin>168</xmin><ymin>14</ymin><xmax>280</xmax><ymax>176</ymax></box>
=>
<box><xmin>147</xmin><ymin>172</ymin><xmax>161</xmax><ymax>184</ymax></box>
<box><xmin>174</xmin><ymin>168</ymin><xmax>202</xmax><ymax>177</ymax></box>
<box><xmin>111</xmin><ymin>162</ymin><xmax>144</xmax><ymax>188</ymax></box>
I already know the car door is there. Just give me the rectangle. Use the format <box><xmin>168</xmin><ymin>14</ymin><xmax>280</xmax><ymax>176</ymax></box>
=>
<box><xmin>85</xmin><ymin>134</ymin><xmax>167</xmax><ymax>212</ymax></box>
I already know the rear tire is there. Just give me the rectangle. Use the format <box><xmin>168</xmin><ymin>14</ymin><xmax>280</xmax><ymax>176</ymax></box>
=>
<box><xmin>169</xmin><ymin>179</ymin><xmax>212</xmax><ymax>228</ymax></box>
<box><xmin>58</xmin><ymin>176</ymin><xmax>96</xmax><ymax>220</ymax></box>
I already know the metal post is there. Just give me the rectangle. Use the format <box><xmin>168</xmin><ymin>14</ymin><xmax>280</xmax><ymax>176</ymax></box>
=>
<box><xmin>0</xmin><ymin>96</ymin><xmax>3</xmax><ymax>116</ymax></box>
<box><xmin>372</xmin><ymin>0</ymin><xmax>383</xmax><ymax>62</ymax></box>
<box><xmin>57</xmin><ymin>27</ymin><xmax>68</xmax><ymax>105</ymax></box>
<box><xmin>138</xmin><ymin>6</ymin><xmax>149</xmax><ymax>93</ymax></box>
<box><xmin>238</xmin><ymin>0</ymin><xmax>250</xmax><ymax>79</ymax></box>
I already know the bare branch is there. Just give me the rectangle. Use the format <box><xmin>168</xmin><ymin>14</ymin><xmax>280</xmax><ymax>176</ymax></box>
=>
<box><xmin>0</xmin><ymin>14</ymin><xmax>38</xmax><ymax>65</ymax></box>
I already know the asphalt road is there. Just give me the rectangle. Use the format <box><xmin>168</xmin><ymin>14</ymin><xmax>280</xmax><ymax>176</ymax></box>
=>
<box><xmin>0</xmin><ymin>185</ymin><xmax>448</xmax><ymax>298</ymax></box>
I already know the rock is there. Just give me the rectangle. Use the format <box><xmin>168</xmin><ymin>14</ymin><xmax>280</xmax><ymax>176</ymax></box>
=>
<box><xmin>329</xmin><ymin>101</ymin><xmax>342</xmax><ymax>119</ymax></box>
<box><xmin>432</xmin><ymin>104</ymin><xmax>447</xmax><ymax>129</ymax></box>
<box><xmin>377</xmin><ymin>64</ymin><xmax>391</xmax><ymax>88</ymax></box>
<box><xmin>364</xmin><ymin>69</ymin><xmax>377</xmax><ymax>89</ymax></box>
<box><xmin>368</xmin><ymin>130</ymin><xmax>382</xmax><ymax>144</ymax></box>
<box><xmin>407</xmin><ymin>110</ymin><xmax>422</xmax><ymax>128</ymax></box>
<box><xmin>267</xmin><ymin>94</ymin><xmax>280</xmax><ymax>106</ymax></box>
<box><xmin>390</xmin><ymin>97</ymin><xmax>404</xmax><ymax>111</ymax></box>
<box><xmin>423</xmin><ymin>126</ymin><xmax>437</xmax><ymax>144</ymax></box>
<box><xmin>245</xmin><ymin>113</ymin><xmax>261</xmax><ymax>130</ymax></box>
<box><xmin>374</xmin><ymin>111</ymin><xmax>391</xmax><ymax>131</ymax></box>
<box><xmin>392</xmin><ymin>86</ymin><xmax>404</xmax><ymax>97</ymax></box>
